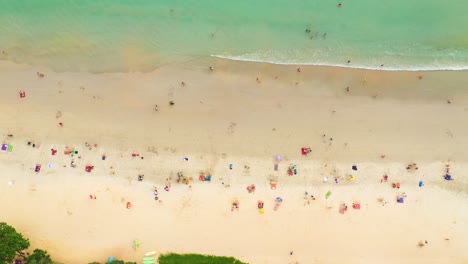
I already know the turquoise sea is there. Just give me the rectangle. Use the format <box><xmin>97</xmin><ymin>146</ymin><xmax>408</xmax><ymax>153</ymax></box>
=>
<box><xmin>1</xmin><ymin>0</ymin><xmax>467</xmax><ymax>73</ymax></box>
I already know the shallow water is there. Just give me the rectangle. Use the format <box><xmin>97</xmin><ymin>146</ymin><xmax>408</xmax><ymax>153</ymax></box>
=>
<box><xmin>1</xmin><ymin>0</ymin><xmax>467</xmax><ymax>72</ymax></box>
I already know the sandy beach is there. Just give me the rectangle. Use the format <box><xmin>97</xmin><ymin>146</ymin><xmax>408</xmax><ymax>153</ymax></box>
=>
<box><xmin>1</xmin><ymin>59</ymin><xmax>468</xmax><ymax>264</ymax></box>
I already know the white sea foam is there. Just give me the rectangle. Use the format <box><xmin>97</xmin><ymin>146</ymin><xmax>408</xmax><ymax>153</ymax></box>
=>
<box><xmin>211</xmin><ymin>54</ymin><xmax>468</xmax><ymax>72</ymax></box>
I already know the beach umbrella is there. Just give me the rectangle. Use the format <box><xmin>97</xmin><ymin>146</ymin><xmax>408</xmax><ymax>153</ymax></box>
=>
<box><xmin>106</xmin><ymin>256</ymin><xmax>116</xmax><ymax>263</ymax></box>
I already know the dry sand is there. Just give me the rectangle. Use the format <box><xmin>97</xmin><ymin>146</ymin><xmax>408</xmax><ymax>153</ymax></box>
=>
<box><xmin>0</xmin><ymin>60</ymin><xmax>467</xmax><ymax>264</ymax></box>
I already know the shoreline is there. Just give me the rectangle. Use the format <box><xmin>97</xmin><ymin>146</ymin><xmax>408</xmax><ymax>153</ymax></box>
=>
<box><xmin>1</xmin><ymin>58</ymin><xmax>467</xmax><ymax>263</ymax></box>
<box><xmin>211</xmin><ymin>54</ymin><xmax>468</xmax><ymax>72</ymax></box>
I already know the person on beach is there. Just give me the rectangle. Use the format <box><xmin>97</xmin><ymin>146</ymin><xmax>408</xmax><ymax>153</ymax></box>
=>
<box><xmin>231</xmin><ymin>200</ymin><xmax>239</xmax><ymax>211</ymax></box>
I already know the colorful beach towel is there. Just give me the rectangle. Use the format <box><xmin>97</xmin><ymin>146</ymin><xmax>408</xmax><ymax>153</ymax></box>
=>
<box><xmin>1</xmin><ymin>144</ymin><xmax>7</xmax><ymax>151</ymax></box>
<box><xmin>325</xmin><ymin>191</ymin><xmax>332</xmax><ymax>199</ymax></box>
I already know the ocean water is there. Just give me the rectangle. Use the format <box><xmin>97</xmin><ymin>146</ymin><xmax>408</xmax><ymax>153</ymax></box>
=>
<box><xmin>1</xmin><ymin>0</ymin><xmax>467</xmax><ymax>72</ymax></box>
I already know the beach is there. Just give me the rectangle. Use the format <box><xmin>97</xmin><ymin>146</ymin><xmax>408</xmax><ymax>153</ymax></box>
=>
<box><xmin>0</xmin><ymin>58</ymin><xmax>467</xmax><ymax>264</ymax></box>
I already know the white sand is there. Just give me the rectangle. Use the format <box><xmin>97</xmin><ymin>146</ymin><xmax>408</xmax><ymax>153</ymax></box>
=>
<box><xmin>0</xmin><ymin>60</ymin><xmax>467</xmax><ymax>264</ymax></box>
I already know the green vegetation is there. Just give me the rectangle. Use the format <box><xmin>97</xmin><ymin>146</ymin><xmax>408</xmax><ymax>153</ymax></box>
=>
<box><xmin>108</xmin><ymin>260</ymin><xmax>137</xmax><ymax>264</ymax></box>
<box><xmin>0</xmin><ymin>222</ymin><xmax>30</xmax><ymax>264</ymax></box>
<box><xmin>158</xmin><ymin>253</ymin><xmax>248</xmax><ymax>264</ymax></box>
<box><xmin>88</xmin><ymin>260</ymin><xmax>136</xmax><ymax>264</ymax></box>
<box><xmin>1</xmin><ymin>222</ymin><xmax>245</xmax><ymax>264</ymax></box>
<box><xmin>26</xmin><ymin>249</ymin><xmax>53</xmax><ymax>264</ymax></box>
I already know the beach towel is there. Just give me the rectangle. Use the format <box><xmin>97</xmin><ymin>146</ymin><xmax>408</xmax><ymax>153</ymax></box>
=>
<box><xmin>397</xmin><ymin>198</ymin><xmax>404</xmax><ymax>203</ymax></box>
<box><xmin>353</xmin><ymin>203</ymin><xmax>361</xmax><ymax>209</ymax></box>
<box><xmin>276</xmin><ymin>155</ymin><xmax>281</xmax><ymax>162</ymax></box>
<box><xmin>204</xmin><ymin>175</ymin><xmax>212</xmax><ymax>181</ymax></box>
<box><xmin>444</xmin><ymin>174</ymin><xmax>452</xmax><ymax>181</ymax></box>
<box><xmin>143</xmin><ymin>257</ymin><xmax>154</xmax><ymax>261</ymax></box>
<box><xmin>352</xmin><ymin>165</ymin><xmax>357</xmax><ymax>171</ymax></box>
<box><xmin>325</xmin><ymin>190</ymin><xmax>332</xmax><ymax>199</ymax></box>
<box><xmin>1</xmin><ymin>144</ymin><xmax>7</xmax><ymax>151</ymax></box>
<box><xmin>301</xmin><ymin>148</ymin><xmax>307</xmax><ymax>155</ymax></box>
<box><xmin>133</xmin><ymin>239</ymin><xmax>139</xmax><ymax>250</ymax></box>
<box><xmin>35</xmin><ymin>165</ymin><xmax>41</xmax><ymax>173</ymax></box>
<box><xmin>274</xmin><ymin>164</ymin><xmax>278</xmax><ymax>171</ymax></box>
<box><xmin>85</xmin><ymin>166</ymin><xmax>93</xmax><ymax>172</ymax></box>
<box><xmin>273</xmin><ymin>202</ymin><xmax>280</xmax><ymax>211</ymax></box>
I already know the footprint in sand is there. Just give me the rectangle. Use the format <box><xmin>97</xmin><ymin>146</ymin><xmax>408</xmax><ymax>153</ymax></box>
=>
<box><xmin>227</xmin><ymin>122</ymin><xmax>237</xmax><ymax>135</ymax></box>
<box><xmin>147</xmin><ymin>146</ymin><xmax>159</xmax><ymax>155</ymax></box>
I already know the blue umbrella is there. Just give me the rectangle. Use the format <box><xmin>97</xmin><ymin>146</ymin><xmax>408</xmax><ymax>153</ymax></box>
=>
<box><xmin>107</xmin><ymin>256</ymin><xmax>116</xmax><ymax>263</ymax></box>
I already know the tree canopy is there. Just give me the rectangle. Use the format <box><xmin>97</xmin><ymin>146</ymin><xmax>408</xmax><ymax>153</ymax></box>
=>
<box><xmin>0</xmin><ymin>222</ymin><xmax>30</xmax><ymax>264</ymax></box>
<box><xmin>26</xmin><ymin>249</ymin><xmax>53</xmax><ymax>264</ymax></box>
